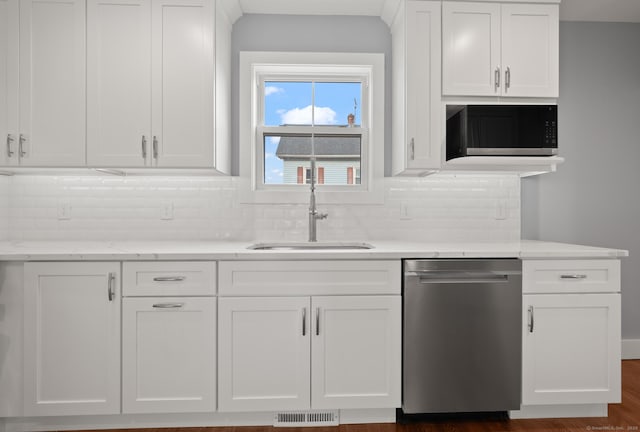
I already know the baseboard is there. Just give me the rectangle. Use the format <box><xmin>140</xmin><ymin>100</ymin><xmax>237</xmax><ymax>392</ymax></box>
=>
<box><xmin>2</xmin><ymin>409</ymin><xmax>396</xmax><ymax>432</ymax></box>
<box><xmin>509</xmin><ymin>404</ymin><xmax>608</xmax><ymax>419</ymax></box>
<box><xmin>622</xmin><ymin>339</ymin><xmax>640</xmax><ymax>359</ymax></box>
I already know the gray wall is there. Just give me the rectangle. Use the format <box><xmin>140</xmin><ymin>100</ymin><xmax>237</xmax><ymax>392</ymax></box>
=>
<box><xmin>230</xmin><ymin>14</ymin><xmax>392</xmax><ymax>176</ymax></box>
<box><xmin>522</xmin><ymin>22</ymin><xmax>640</xmax><ymax>340</ymax></box>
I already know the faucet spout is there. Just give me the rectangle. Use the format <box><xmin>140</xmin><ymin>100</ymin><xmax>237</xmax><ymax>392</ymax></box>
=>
<box><xmin>308</xmin><ymin>159</ymin><xmax>328</xmax><ymax>242</ymax></box>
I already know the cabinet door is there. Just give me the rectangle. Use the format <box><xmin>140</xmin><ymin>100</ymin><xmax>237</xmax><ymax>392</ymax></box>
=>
<box><xmin>23</xmin><ymin>262</ymin><xmax>120</xmax><ymax>416</ymax></box>
<box><xmin>151</xmin><ymin>0</ymin><xmax>214</xmax><ymax>167</ymax></box>
<box><xmin>501</xmin><ymin>4</ymin><xmax>559</xmax><ymax>97</ymax></box>
<box><xmin>442</xmin><ymin>1</ymin><xmax>500</xmax><ymax>96</ymax></box>
<box><xmin>522</xmin><ymin>294</ymin><xmax>621</xmax><ymax>405</ymax></box>
<box><xmin>87</xmin><ymin>0</ymin><xmax>151</xmax><ymax>167</ymax></box>
<box><xmin>311</xmin><ymin>296</ymin><xmax>401</xmax><ymax>409</ymax></box>
<box><xmin>19</xmin><ymin>0</ymin><xmax>85</xmax><ymax>166</ymax></box>
<box><xmin>0</xmin><ymin>0</ymin><xmax>18</xmax><ymax>166</ymax></box>
<box><xmin>218</xmin><ymin>297</ymin><xmax>311</xmax><ymax>412</ymax></box>
<box><xmin>122</xmin><ymin>297</ymin><xmax>216</xmax><ymax>413</ymax></box>
<box><xmin>405</xmin><ymin>0</ymin><xmax>441</xmax><ymax>171</ymax></box>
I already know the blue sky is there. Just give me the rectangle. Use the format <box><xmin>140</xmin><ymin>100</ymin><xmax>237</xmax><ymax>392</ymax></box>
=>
<box><xmin>263</xmin><ymin>81</ymin><xmax>362</xmax><ymax>184</ymax></box>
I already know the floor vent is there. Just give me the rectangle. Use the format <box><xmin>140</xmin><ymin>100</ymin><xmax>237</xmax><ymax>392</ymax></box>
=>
<box><xmin>274</xmin><ymin>411</ymin><xmax>339</xmax><ymax>427</ymax></box>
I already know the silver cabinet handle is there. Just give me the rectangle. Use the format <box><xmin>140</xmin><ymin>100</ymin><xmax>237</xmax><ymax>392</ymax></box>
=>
<box><xmin>560</xmin><ymin>274</ymin><xmax>587</xmax><ymax>280</ymax></box>
<box><xmin>495</xmin><ymin>67</ymin><xmax>501</xmax><ymax>90</ymax></box>
<box><xmin>108</xmin><ymin>272</ymin><xmax>116</xmax><ymax>302</ymax></box>
<box><xmin>152</xmin><ymin>136</ymin><xmax>158</xmax><ymax>159</ymax></box>
<box><xmin>6</xmin><ymin>134</ymin><xmax>14</xmax><ymax>157</ymax></box>
<box><xmin>19</xmin><ymin>134</ymin><xmax>26</xmax><ymax>157</ymax></box>
<box><xmin>302</xmin><ymin>308</ymin><xmax>307</xmax><ymax>336</ymax></box>
<box><xmin>152</xmin><ymin>303</ymin><xmax>184</xmax><ymax>309</ymax></box>
<box><xmin>528</xmin><ymin>306</ymin><xmax>534</xmax><ymax>333</ymax></box>
<box><xmin>410</xmin><ymin>138</ymin><xmax>415</xmax><ymax>160</ymax></box>
<box><xmin>141</xmin><ymin>135</ymin><xmax>147</xmax><ymax>159</ymax></box>
<box><xmin>153</xmin><ymin>276</ymin><xmax>186</xmax><ymax>282</ymax></box>
<box><xmin>505</xmin><ymin>66</ymin><xmax>511</xmax><ymax>91</ymax></box>
<box><xmin>315</xmin><ymin>307</ymin><xmax>320</xmax><ymax>336</ymax></box>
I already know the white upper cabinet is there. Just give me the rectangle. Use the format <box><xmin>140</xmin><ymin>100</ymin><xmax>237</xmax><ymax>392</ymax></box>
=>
<box><xmin>87</xmin><ymin>0</ymin><xmax>216</xmax><ymax>168</ymax></box>
<box><xmin>392</xmin><ymin>0</ymin><xmax>442</xmax><ymax>175</ymax></box>
<box><xmin>1</xmin><ymin>0</ymin><xmax>85</xmax><ymax>167</ymax></box>
<box><xmin>442</xmin><ymin>1</ymin><xmax>558</xmax><ymax>98</ymax></box>
<box><xmin>151</xmin><ymin>0</ymin><xmax>214</xmax><ymax>167</ymax></box>
<box><xmin>87</xmin><ymin>0</ymin><xmax>151</xmax><ymax>167</ymax></box>
<box><xmin>501</xmin><ymin>4</ymin><xmax>559</xmax><ymax>97</ymax></box>
<box><xmin>0</xmin><ymin>0</ymin><xmax>18</xmax><ymax>167</ymax></box>
<box><xmin>442</xmin><ymin>2</ymin><xmax>500</xmax><ymax>97</ymax></box>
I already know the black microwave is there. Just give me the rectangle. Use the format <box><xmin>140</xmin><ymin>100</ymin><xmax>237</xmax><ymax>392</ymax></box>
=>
<box><xmin>446</xmin><ymin>105</ymin><xmax>558</xmax><ymax>160</ymax></box>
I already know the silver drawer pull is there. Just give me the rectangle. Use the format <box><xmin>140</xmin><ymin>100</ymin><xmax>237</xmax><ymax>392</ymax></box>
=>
<box><xmin>152</xmin><ymin>303</ymin><xmax>184</xmax><ymax>309</ymax></box>
<box><xmin>302</xmin><ymin>308</ymin><xmax>307</xmax><ymax>336</ymax></box>
<box><xmin>153</xmin><ymin>276</ymin><xmax>186</xmax><ymax>282</ymax></box>
<box><xmin>108</xmin><ymin>272</ymin><xmax>116</xmax><ymax>302</ymax></box>
<box><xmin>560</xmin><ymin>274</ymin><xmax>588</xmax><ymax>280</ymax></box>
<box><xmin>6</xmin><ymin>134</ymin><xmax>15</xmax><ymax>157</ymax></box>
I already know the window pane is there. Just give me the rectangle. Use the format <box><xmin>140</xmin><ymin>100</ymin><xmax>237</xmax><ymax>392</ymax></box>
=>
<box><xmin>264</xmin><ymin>134</ymin><xmax>361</xmax><ymax>186</ymax></box>
<box><xmin>314</xmin><ymin>82</ymin><xmax>362</xmax><ymax>126</ymax></box>
<box><xmin>264</xmin><ymin>81</ymin><xmax>313</xmax><ymax>126</ymax></box>
<box><xmin>264</xmin><ymin>135</ymin><xmax>312</xmax><ymax>185</ymax></box>
<box><xmin>313</xmin><ymin>135</ymin><xmax>361</xmax><ymax>186</ymax></box>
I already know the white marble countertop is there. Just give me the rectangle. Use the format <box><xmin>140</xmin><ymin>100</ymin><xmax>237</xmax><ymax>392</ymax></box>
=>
<box><xmin>0</xmin><ymin>240</ymin><xmax>628</xmax><ymax>261</ymax></box>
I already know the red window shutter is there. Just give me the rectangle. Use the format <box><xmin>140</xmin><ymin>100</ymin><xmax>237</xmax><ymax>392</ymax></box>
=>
<box><xmin>297</xmin><ymin>166</ymin><xmax>304</xmax><ymax>184</ymax></box>
<box><xmin>347</xmin><ymin>167</ymin><xmax>354</xmax><ymax>185</ymax></box>
<box><xmin>318</xmin><ymin>167</ymin><xmax>325</xmax><ymax>184</ymax></box>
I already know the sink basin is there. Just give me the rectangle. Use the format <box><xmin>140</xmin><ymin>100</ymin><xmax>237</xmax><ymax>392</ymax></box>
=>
<box><xmin>248</xmin><ymin>242</ymin><xmax>374</xmax><ymax>251</ymax></box>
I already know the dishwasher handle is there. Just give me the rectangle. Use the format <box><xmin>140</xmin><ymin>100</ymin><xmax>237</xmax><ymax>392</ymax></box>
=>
<box><xmin>408</xmin><ymin>271</ymin><xmax>513</xmax><ymax>284</ymax></box>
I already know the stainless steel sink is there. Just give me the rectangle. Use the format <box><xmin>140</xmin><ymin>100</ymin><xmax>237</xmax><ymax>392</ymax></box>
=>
<box><xmin>248</xmin><ymin>242</ymin><xmax>374</xmax><ymax>251</ymax></box>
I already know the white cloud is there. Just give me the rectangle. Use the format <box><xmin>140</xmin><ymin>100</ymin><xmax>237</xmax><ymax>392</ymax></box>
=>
<box><xmin>265</xmin><ymin>168</ymin><xmax>284</xmax><ymax>184</ymax></box>
<box><xmin>280</xmin><ymin>105</ymin><xmax>337</xmax><ymax>125</ymax></box>
<box><xmin>267</xmin><ymin>136</ymin><xmax>281</xmax><ymax>146</ymax></box>
<box><xmin>265</xmin><ymin>86</ymin><xmax>284</xmax><ymax>96</ymax></box>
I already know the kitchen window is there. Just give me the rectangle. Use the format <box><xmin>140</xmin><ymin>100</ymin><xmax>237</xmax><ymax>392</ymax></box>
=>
<box><xmin>239</xmin><ymin>52</ymin><xmax>384</xmax><ymax>204</ymax></box>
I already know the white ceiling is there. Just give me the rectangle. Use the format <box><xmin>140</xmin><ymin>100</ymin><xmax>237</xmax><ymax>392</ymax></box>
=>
<box><xmin>236</xmin><ymin>0</ymin><xmax>387</xmax><ymax>17</ymax></box>
<box><xmin>228</xmin><ymin>0</ymin><xmax>640</xmax><ymax>24</ymax></box>
<box><xmin>560</xmin><ymin>0</ymin><xmax>640</xmax><ymax>23</ymax></box>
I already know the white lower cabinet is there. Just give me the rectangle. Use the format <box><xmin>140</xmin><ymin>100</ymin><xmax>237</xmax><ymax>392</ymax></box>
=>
<box><xmin>311</xmin><ymin>296</ymin><xmax>401</xmax><ymax>410</ymax></box>
<box><xmin>218</xmin><ymin>295</ymin><xmax>400</xmax><ymax>412</ymax></box>
<box><xmin>217</xmin><ymin>259</ymin><xmax>402</xmax><ymax>415</ymax></box>
<box><xmin>122</xmin><ymin>297</ymin><xmax>216</xmax><ymax>413</ymax></box>
<box><xmin>23</xmin><ymin>262</ymin><xmax>121</xmax><ymax>416</ymax></box>
<box><xmin>521</xmin><ymin>259</ymin><xmax>622</xmax><ymax>408</ymax></box>
<box><xmin>121</xmin><ymin>261</ymin><xmax>217</xmax><ymax>414</ymax></box>
<box><xmin>522</xmin><ymin>293</ymin><xmax>621</xmax><ymax>405</ymax></box>
<box><xmin>217</xmin><ymin>297</ymin><xmax>311</xmax><ymax>412</ymax></box>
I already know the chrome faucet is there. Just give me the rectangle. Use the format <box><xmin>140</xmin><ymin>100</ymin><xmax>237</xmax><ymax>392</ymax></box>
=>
<box><xmin>308</xmin><ymin>159</ymin><xmax>328</xmax><ymax>242</ymax></box>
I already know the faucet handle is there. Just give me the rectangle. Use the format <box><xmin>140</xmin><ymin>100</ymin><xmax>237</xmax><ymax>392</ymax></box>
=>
<box><xmin>317</xmin><ymin>212</ymin><xmax>328</xmax><ymax>220</ymax></box>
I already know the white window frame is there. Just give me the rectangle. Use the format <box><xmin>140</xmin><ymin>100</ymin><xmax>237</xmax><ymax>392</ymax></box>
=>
<box><xmin>239</xmin><ymin>52</ymin><xmax>385</xmax><ymax>204</ymax></box>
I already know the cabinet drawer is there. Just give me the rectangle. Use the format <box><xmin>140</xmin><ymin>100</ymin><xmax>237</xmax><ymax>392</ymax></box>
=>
<box><xmin>523</xmin><ymin>260</ymin><xmax>620</xmax><ymax>294</ymax></box>
<box><xmin>123</xmin><ymin>261</ymin><xmax>216</xmax><ymax>296</ymax></box>
<box><xmin>218</xmin><ymin>260</ymin><xmax>400</xmax><ymax>296</ymax></box>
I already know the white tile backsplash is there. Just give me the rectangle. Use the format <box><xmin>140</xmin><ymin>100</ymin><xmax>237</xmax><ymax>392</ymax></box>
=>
<box><xmin>1</xmin><ymin>173</ymin><xmax>520</xmax><ymax>242</ymax></box>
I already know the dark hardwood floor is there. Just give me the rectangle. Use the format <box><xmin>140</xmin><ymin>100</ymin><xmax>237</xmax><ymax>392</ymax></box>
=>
<box><xmin>73</xmin><ymin>360</ymin><xmax>640</xmax><ymax>432</ymax></box>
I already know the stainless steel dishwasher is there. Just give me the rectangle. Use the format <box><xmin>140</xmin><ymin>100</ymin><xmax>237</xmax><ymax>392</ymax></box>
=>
<box><xmin>402</xmin><ymin>259</ymin><xmax>522</xmax><ymax>414</ymax></box>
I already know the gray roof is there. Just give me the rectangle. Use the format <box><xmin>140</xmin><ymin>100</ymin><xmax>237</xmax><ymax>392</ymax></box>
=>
<box><xmin>275</xmin><ymin>136</ymin><xmax>360</xmax><ymax>159</ymax></box>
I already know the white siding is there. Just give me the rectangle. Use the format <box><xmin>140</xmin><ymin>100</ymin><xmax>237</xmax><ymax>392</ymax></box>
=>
<box><xmin>283</xmin><ymin>160</ymin><xmax>361</xmax><ymax>185</ymax></box>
